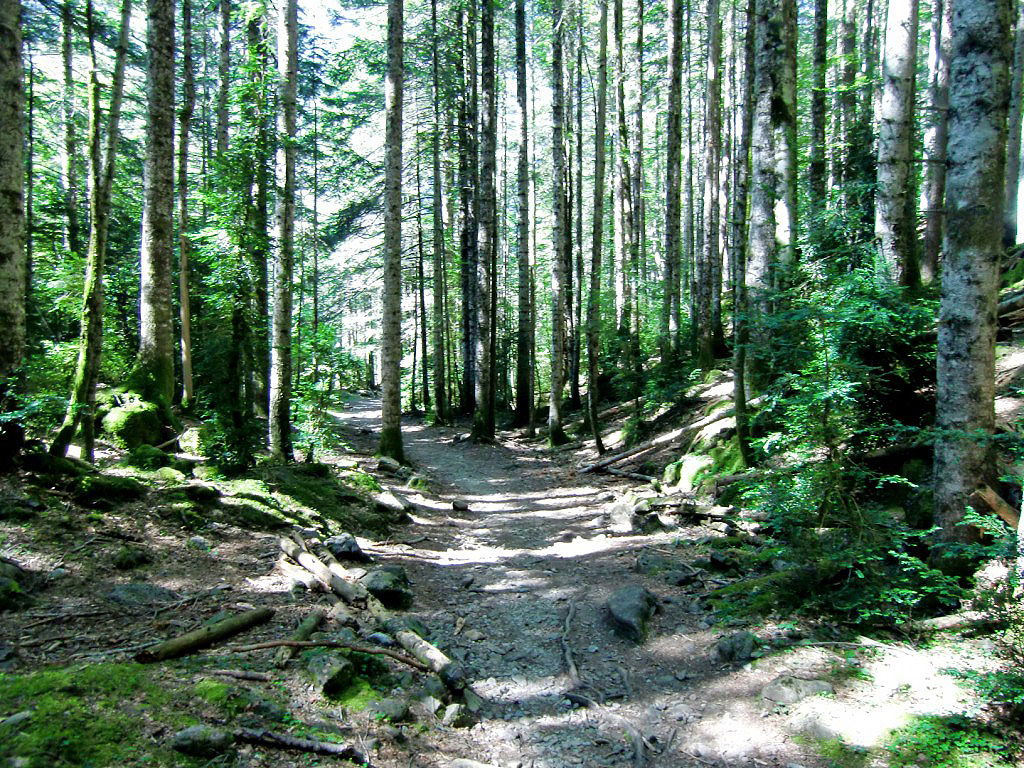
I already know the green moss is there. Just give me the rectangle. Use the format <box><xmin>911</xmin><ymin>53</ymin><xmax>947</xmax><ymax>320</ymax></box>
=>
<box><xmin>72</xmin><ymin>474</ymin><xmax>147</xmax><ymax>508</ymax></box>
<box><xmin>0</xmin><ymin>663</ymin><xmax>200</xmax><ymax>768</ymax></box>
<box><xmin>886</xmin><ymin>715</ymin><xmax>1017</xmax><ymax>768</ymax></box>
<box><xmin>127</xmin><ymin>444</ymin><xmax>171</xmax><ymax>470</ymax></box>
<box><xmin>343</xmin><ymin>470</ymin><xmax>382</xmax><ymax>494</ymax></box>
<box><xmin>193</xmin><ymin>678</ymin><xmax>232</xmax><ymax>704</ymax></box>
<box><xmin>333</xmin><ymin>677</ymin><xmax>381</xmax><ymax>711</ymax></box>
<box><xmin>101</xmin><ymin>400</ymin><xmax>164</xmax><ymax>450</ymax></box>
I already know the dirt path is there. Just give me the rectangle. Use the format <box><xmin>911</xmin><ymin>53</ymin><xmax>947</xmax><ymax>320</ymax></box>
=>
<box><xmin>332</xmin><ymin>399</ymin><xmax>832</xmax><ymax>768</ymax></box>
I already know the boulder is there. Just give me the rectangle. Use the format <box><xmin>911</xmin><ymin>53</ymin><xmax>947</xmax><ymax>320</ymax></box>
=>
<box><xmin>712</xmin><ymin>631</ymin><xmax>759</xmax><ymax>663</ymax></box>
<box><xmin>127</xmin><ymin>444</ymin><xmax>171</xmax><ymax>470</ymax></box>
<box><xmin>377</xmin><ymin>456</ymin><xmax>401</xmax><ymax>475</ymax></box>
<box><xmin>607</xmin><ymin>585</ymin><xmax>659</xmax><ymax>643</ymax></box>
<box><xmin>72</xmin><ymin>474</ymin><xmax>147</xmax><ymax>508</ymax></box>
<box><xmin>105</xmin><ymin>582</ymin><xmax>179</xmax><ymax>607</ymax></box>
<box><xmin>325</xmin><ymin>533</ymin><xmax>372</xmax><ymax>563</ymax></box>
<box><xmin>372</xmin><ymin>697</ymin><xmax>410</xmax><ymax>723</ymax></box>
<box><xmin>170</xmin><ymin>725</ymin><xmax>234</xmax><ymax>757</ymax></box>
<box><xmin>761</xmin><ymin>676</ymin><xmax>834</xmax><ymax>705</ymax></box>
<box><xmin>101</xmin><ymin>400</ymin><xmax>164</xmax><ymax>449</ymax></box>
<box><xmin>153</xmin><ymin>466</ymin><xmax>188</xmax><ymax>484</ymax></box>
<box><xmin>360</xmin><ymin>565</ymin><xmax>413</xmax><ymax>609</ymax></box>
<box><xmin>306</xmin><ymin>654</ymin><xmax>355</xmax><ymax>696</ymax></box>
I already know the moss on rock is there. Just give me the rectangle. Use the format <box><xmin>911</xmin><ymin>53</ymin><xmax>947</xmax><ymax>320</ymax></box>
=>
<box><xmin>72</xmin><ymin>474</ymin><xmax>147</xmax><ymax>508</ymax></box>
<box><xmin>101</xmin><ymin>400</ymin><xmax>164</xmax><ymax>449</ymax></box>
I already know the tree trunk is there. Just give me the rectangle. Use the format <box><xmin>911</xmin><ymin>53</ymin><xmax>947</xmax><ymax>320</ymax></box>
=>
<box><xmin>217</xmin><ymin>0</ymin><xmax>230</xmax><ymax>159</ymax></box>
<box><xmin>269</xmin><ymin>0</ymin><xmax>297</xmax><ymax>460</ymax></box>
<box><xmin>613</xmin><ymin>0</ymin><xmax>633</xmax><ymax>372</ymax></box>
<box><xmin>1004</xmin><ymin>0</ymin><xmax>1024</xmax><ymax>247</ymax></box>
<box><xmin>809</xmin><ymin>0</ymin><xmax>828</xmax><ymax>206</ymax></box>
<box><xmin>875</xmin><ymin>0</ymin><xmax>919</xmax><ymax>286</ymax></box>
<box><xmin>662</xmin><ymin>0</ymin><xmax>683</xmax><ymax>365</ymax></box>
<box><xmin>698</xmin><ymin>0</ymin><xmax>722</xmax><ymax>370</ymax></box>
<box><xmin>459</xmin><ymin>7</ymin><xmax>479</xmax><ymax>417</ymax></box>
<box><xmin>839</xmin><ymin>0</ymin><xmax>857</xmax><ymax>213</ymax></box>
<box><xmin>134</xmin><ymin>0</ymin><xmax>176</xmax><ymax>406</ymax></box>
<box><xmin>178</xmin><ymin>0</ymin><xmax>195</xmax><ymax>408</ymax></box>
<box><xmin>514</xmin><ymin>0</ymin><xmax>533</xmax><ymax>429</ymax></box>
<box><xmin>934</xmin><ymin>0</ymin><xmax>1013</xmax><ymax>543</ymax></box>
<box><xmin>379</xmin><ymin>0</ymin><xmax>405</xmax><ymax>461</ymax></box>
<box><xmin>549</xmin><ymin>0</ymin><xmax>569</xmax><ymax>446</ymax></box>
<box><xmin>50</xmin><ymin>0</ymin><xmax>132</xmax><ymax>460</ymax></box>
<box><xmin>588</xmin><ymin>0</ymin><xmax>609</xmax><ymax>454</ymax></box>
<box><xmin>431</xmin><ymin>0</ymin><xmax>447</xmax><ymax>424</ymax></box>
<box><xmin>920</xmin><ymin>0</ymin><xmax>952</xmax><ymax>281</ymax></box>
<box><xmin>61</xmin><ymin>1</ymin><xmax>81</xmax><ymax>257</ymax></box>
<box><xmin>0</xmin><ymin>0</ymin><xmax>25</xmax><ymax>408</ymax></box>
<box><xmin>473</xmin><ymin>0</ymin><xmax>496</xmax><ymax>441</ymax></box>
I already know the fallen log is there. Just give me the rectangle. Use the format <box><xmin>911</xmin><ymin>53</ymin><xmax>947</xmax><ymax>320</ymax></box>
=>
<box><xmin>276</xmin><ymin>556</ymin><xmax>320</xmax><ymax>592</ymax></box>
<box><xmin>274</xmin><ymin>608</ymin><xmax>325</xmax><ymax>668</ymax></box>
<box><xmin>393</xmin><ymin>627</ymin><xmax>466</xmax><ymax>688</ymax></box>
<box><xmin>233</xmin><ymin>727</ymin><xmax>368</xmax><ymax>763</ymax></box>
<box><xmin>971</xmin><ymin>484</ymin><xmax>1021</xmax><ymax>530</ymax></box>
<box><xmin>135</xmin><ymin>607</ymin><xmax>275</xmax><ymax>663</ymax></box>
<box><xmin>279</xmin><ymin>537</ymin><xmax>365</xmax><ymax>605</ymax></box>
<box><xmin>578</xmin><ymin>426</ymin><xmax>689</xmax><ymax>474</ymax></box>
<box><xmin>227</xmin><ymin>639</ymin><xmax>428</xmax><ymax>671</ymax></box>
<box><xmin>606</xmin><ymin>468</ymin><xmax>659</xmax><ymax>484</ymax></box>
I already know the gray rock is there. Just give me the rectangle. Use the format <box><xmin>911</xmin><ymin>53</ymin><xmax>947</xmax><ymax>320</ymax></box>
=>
<box><xmin>450</xmin><ymin>760</ymin><xmax>502</xmax><ymax>768</ymax></box>
<box><xmin>170</xmin><ymin>725</ymin><xmax>234</xmax><ymax>756</ymax></box>
<box><xmin>373</xmin><ymin>697</ymin><xmax>410</xmax><ymax>723</ymax></box>
<box><xmin>713</xmin><ymin>631</ymin><xmax>759</xmax><ymax>663</ymax></box>
<box><xmin>377</xmin><ymin>456</ymin><xmax>401</xmax><ymax>475</ymax></box>
<box><xmin>793</xmin><ymin>711</ymin><xmax>842</xmax><ymax>742</ymax></box>
<box><xmin>113</xmin><ymin>546</ymin><xmax>152</xmax><ymax>570</ymax></box>
<box><xmin>360</xmin><ymin>565</ymin><xmax>413</xmax><ymax>609</ymax></box>
<box><xmin>325</xmin><ymin>533</ymin><xmax>371</xmax><ymax>563</ymax></box>
<box><xmin>607</xmin><ymin>585</ymin><xmax>659</xmax><ymax>643</ymax></box>
<box><xmin>452</xmin><ymin>499</ymin><xmax>470</xmax><ymax>512</ymax></box>
<box><xmin>664</xmin><ymin>569</ymin><xmax>700</xmax><ymax>586</ymax></box>
<box><xmin>306</xmin><ymin>654</ymin><xmax>355</xmax><ymax>696</ymax></box>
<box><xmin>105</xmin><ymin>582</ymin><xmax>179</xmax><ymax>607</ymax></box>
<box><xmin>441</xmin><ymin>703</ymin><xmax>474</xmax><ymax>727</ymax></box>
<box><xmin>366</xmin><ymin>631</ymin><xmax>397</xmax><ymax>647</ymax></box>
<box><xmin>187</xmin><ymin>535</ymin><xmax>211</xmax><ymax>551</ymax></box>
<box><xmin>634</xmin><ymin>551</ymin><xmax>673</xmax><ymax>575</ymax></box>
<box><xmin>762</xmin><ymin>676</ymin><xmax>834</xmax><ymax>704</ymax></box>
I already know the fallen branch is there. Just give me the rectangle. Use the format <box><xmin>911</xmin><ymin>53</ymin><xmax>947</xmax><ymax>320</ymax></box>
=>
<box><xmin>210</xmin><ymin>669</ymin><xmax>272</xmax><ymax>682</ymax></box>
<box><xmin>233</xmin><ymin>727</ymin><xmax>368</xmax><ymax>763</ymax></box>
<box><xmin>971</xmin><ymin>484</ymin><xmax>1021</xmax><ymax>530</ymax></box>
<box><xmin>135</xmin><ymin>607</ymin><xmax>275</xmax><ymax>663</ymax></box>
<box><xmin>226</xmin><ymin>639</ymin><xmax>429</xmax><ymax>671</ymax></box>
<box><xmin>393</xmin><ymin>628</ymin><xmax>464</xmax><ymax>686</ymax></box>
<box><xmin>606</xmin><ymin>468</ymin><xmax>659</xmax><ymax>484</ymax></box>
<box><xmin>274</xmin><ymin>608</ymin><xmax>325</xmax><ymax>668</ymax></box>
<box><xmin>279</xmin><ymin>537</ymin><xmax>366</xmax><ymax>604</ymax></box>
<box><xmin>578</xmin><ymin>427</ymin><xmax>688</xmax><ymax>474</ymax></box>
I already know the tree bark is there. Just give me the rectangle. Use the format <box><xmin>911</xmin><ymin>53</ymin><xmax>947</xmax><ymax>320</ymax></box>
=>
<box><xmin>663</xmin><ymin>0</ymin><xmax>683</xmax><ymax>365</ymax></box>
<box><xmin>839</xmin><ymin>0</ymin><xmax>857</xmax><ymax>213</ymax></box>
<box><xmin>178</xmin><ymin>0</ymin><xmax>195</xmax><ymax>408</ymax></box>
<box><xmin>431</xmin><ymin>0</ymin><xmax>447</xmax><ymax>425</ymax></box>
<box><xmin>1004</xmin><ymin>0</ymin><xmax>1024</xmax><ymax>247</ymax></box>
<box><xmin>379</xmin><ymin>0</ymin><xmax>405</xmax><ymax>461</ymax></box>
<box><xmin>269</xmin><ymin>0</ymin><xmax>297</xmax><ymax>460</ymax></box>
<box><xmin>50</xmin><ymin>0</ymin><xmax>132</xmax><ymax>460</ymax></box>
<box><xmin>809</xmin><ymin>0</ymin><xmax>828</xmax><ymax>206</ymax></box>
<box><xmin>698</xmin><ymin>0</ymin><xmax>722</xmax><ymax>370</ymax></box>
<box><xmin>514</xmin><ymin>0</ymin><xmax>533</xmax><ymax>430</ymax></box>
<box><xmin>217</xmin><ymin>0</ymin><xmax>230</xmax><ymax>159</ymax></box>
<box><xmin>549</xmin><ymin>0</ymin><xmax>569</xmax><ymax>446</ymax></box>
<box><xmin>587</xmin><ymin>0</ymin><xmax>609</xmax><ymax>454</ymax></box>
<box><xmin>920</xmin><ymin>0</ymin><xmax>952</xmax><ymax>281</ymax></box>
<box><xmin>876</xmin><ymin>0</ymin><xmax>920</xmax><ymax>286</ymax></box>
<box><xmin>934</xmin><ymin>0</ymin><xmax>1013</xmax><ymax>544</ymax></box>
<box><xmin>134</xmin><ymin>0</ymin><xmax>177</xmax><ymax>406</ymax></box>
<box><xmin>0</xmin><ymin>0</ymin><xmax>25</xmax><ymax>402</ymax></box>
<box><xmin>61</xmin><ymin>1</ymin><xmax>81</xmax><ymax>258</ymax></box>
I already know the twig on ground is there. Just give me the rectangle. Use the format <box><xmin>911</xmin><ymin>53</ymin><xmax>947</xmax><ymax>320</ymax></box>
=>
<box><xmin>233</xmin><ymin>727</ymin><xmax>369</xmax><ymax>763</ymax></box>
<box><xmin>225</xmin><ymin>639</ymin><xmax>429</xmax><ymax>671</ymax></box>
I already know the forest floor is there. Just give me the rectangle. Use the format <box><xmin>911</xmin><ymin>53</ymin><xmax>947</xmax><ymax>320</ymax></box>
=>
<box><xmin>0</xmin><ymin>385</ymin><xmax>1019</xmax><ymax>768</ymax></box>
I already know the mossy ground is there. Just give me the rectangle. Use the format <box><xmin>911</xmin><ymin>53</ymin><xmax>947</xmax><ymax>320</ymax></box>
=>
<box><xmin>0</xmin><ymin>663</ymin><xmax>203</xmax><ymax>768</ymax></box>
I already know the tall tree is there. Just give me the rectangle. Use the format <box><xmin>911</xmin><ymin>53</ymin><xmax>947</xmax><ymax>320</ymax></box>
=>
<box><xmin>133</xmin><ymin>0</ymin><xmax>176</xmax><ymax>405</ymax></box>
<box><xmin>548</xmin><ymin>0</ymin><xmax>569</xmax><ymax>446</ymax></box>
<box><xmin>473</xmin><ymin>0</ymin><xmax>496</xmax><ymax>440</ymax></box>
<box><xmin>1003</xmin><ymin>0</ymin><xmax>1024</xmax><ymax>247</ymax></box>
<box><xmin>662</xmin><ymin>0</ymin><xmax>683</xmax><ymax>364</ymax></box>
<box><xmin>920</xmin><ymin>0</ymin><xmax>952</xmax><ymax>280</ymax></box>
<box><xmin>514</xmin><ymin>0</ymin><xmax>533</xmax><ymax>429</ymax></box>
<box><xmin>269</xmin><ymin>0</ymin><xmax>297</xmax><ymax>460</ymax></box>
<box><xmin>934</xmin><ymin>0</ymin><xmax>1013</xmax><ymax>543</ymax></box>
<box><xmin>809</xmin><ymin>0</ymin><xmax>828</xmax><ymax>206</ymax></box>
<box><xmin>587</xmin><ymin>0</ymin><xmax>609</xmax><ymax>453</ymax></box>
<box><xmin>217</xmin><ymin>0</ymin><xmax>230</xmax><ymax>158</ymax></box>
<box><xmin>379</xmin><ymin>0</ymin><xmax>405</xmax><ymax>460</ymax></box>
<box><xmin>61</xmin><ymin>1</ymin><xmax>81</xmax><ymax>257</ymax></box>
<box><xmin>50</xmin><ymin>0</ymin><xmax>132</xmax><ymax>459</ymax></box>
<box><xmin>0</xmin><ymin>0</ymin><xmax>25</xmax><ymax>455</ymax></box>
<box><xmin>698</xmin><ymin>0</ymin><xmax>722</xmax><ymax>369</ymax></box>
<box><xmin>875</xmin><ymin>0</ymin><xmax>919</xmax><ymax>286</ymax></box>
<box><xmin>178</xmin><ymin>0</ymin><xmax>195</xmax><ymax>408</ymax></box>
<box><xmin>431</xmin><ymin>0</ymin><xmax>448</xmax><ymax>424</ymax></box>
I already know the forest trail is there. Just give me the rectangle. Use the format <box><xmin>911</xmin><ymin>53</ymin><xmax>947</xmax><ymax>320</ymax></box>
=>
<box><xmin>330</xmin><ymin>398</ymin><xmax>838</xmax><ymax>768</ymax></box>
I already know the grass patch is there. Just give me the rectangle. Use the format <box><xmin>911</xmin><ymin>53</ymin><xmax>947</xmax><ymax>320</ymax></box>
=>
<box><xmin>885</xmin><ymin>715</ymin><xmax>1017</xmax><ymax>768</ymax></box>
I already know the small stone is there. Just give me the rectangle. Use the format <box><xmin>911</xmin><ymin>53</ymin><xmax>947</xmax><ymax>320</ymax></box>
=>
<box><xmin>48</xmin><ymin>567</ymin><xmax>68</xmax><ymax>581</ymax></box>
<box><xmin>761</xmin><ymin>676</ymin><xmax>833</xmax><ymax>705</ymax></box>
<box><xmin>462</xmin><ymin>686</ymin><xmax>484</xmax><ymax>713</ymax></box>
<box><xmin>188</xmin><ymin>535</ymin><xmax>211</xmax><ymax>551</ymax></box>
<box><xmin>366</xmin><ymin>631</ymin><xmax>397</xmax><ymax>647</ymax></box>
<box><xmin>463</xmin><ymin>628</ymin><xmax>485</xmax><ymax>642</ymax></box>
<box><xmin>664</xmin><ymin>569</ymin><xmax>700</xmax><ymax>586</ymax></box>
<box><xmin>0</xmin><ymin>711</ymin><xmax>32</xmax><ymax>731</ymax></box>
<box><xmin>383</xmin><ymin>724</ymin><xmax>406</xmax><ymax>741</ymax></box>
<box><xmin>607</xmin><ymin>585</ymin><xmax>659</xmax><ymax>643</ymax></box>
<box><xmin>170</xmin><ymin>725</ymin><xmax>234</xmax><ymax>756</ymax></box>
<box><xmin>373</xmin><ymin>697</ymin><xmax>410</xmax><ymax>723</ymax></box>
<box><xmin>325</xmin><ymin>533</ymin><xmax>371</xmax><ymax>562</ymax></box>
<box><xmin>452</xmin><ymin>499</ymin><xmax>470</xmax><ymax>512</ymax></box>
<box><xmin>377</xmin><ymin>456</ymin><xmax>401</xmax><ymax>475</ymax></box>
<box><xmin>360</xmin><ymin>565</ymin><xmax>413</xmax><ymax>609</ymax></box>
<box><xmin>442</xmin><ymin>703</ymin><xmax>474</xmax><ymax>727</ymax></box>
<box><xmin>713</xmin><ymin>631</ymin><xmax>759</xmax><ymax>663</ymax></box>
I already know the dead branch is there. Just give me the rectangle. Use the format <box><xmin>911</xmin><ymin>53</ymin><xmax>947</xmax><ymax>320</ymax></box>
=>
<box><xmin>135</xmin><ymin>607</ymin><xmax>275</xmax><ymax>663</ymax></box>
<box><xmin>233</xmin><ymin>727</ymin><xmax>369</xmax><ymax>763</ymax></box>
<box><xmin>971</xmin><ymin>484</ymin><xmax>1021</xmax><ymax>530</ymax></box>
<box><xmin>225</xmin><ymin>638</ymin><xmax>429</xmax><ymax>671</ymax></box>
<box><xmin>274</xmin><ymin>608</ymin><xmax>325</xmax><ymax>668</ymax></box>
<box><xmin>210</xmin><ymin>669</ymin><xmax>272</xmax><ymax>682</ymax></box>
<box><xmin>278</xmin><ymin>537</ymin><xmax>366</xmax><ymax>604</ymax></box>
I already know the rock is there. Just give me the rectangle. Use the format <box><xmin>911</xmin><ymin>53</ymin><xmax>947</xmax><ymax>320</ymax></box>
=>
<box><xmin>188</xmin><ymin>535</ymin><xmax>211</xmax><ymax>551</ymax></box>
<box><xmin>170</xmin><ymin>725</ymin><xmax>234</xmax><ymax>757</ymax></box>
<box><xmin>101</xmin><ymin>400</ymin><xmax>164</xmax><ymax>449</ymax></box>
<box><xmin>442</xmin><ymin>703</ymin><xmax>474</xmax><ymax>727</ymax></box>
<box><xmin>762</xmin><ymin>676</ymin><xmax>833</xmax><ymax>705</ymax></box>
<box><xmin>463</xmin><ymin>628</ymin><xmax>485</xmax><ymax>642</ymax></box>
<box><xmin>792</xmin><ymin>711</ymin><xmax>842</xmax><ymax>742</ymax></box>
<box><xmin>377</xmin><ymin>456</ymin><xmax>401</xmax><ymax>475</ymax></box>
<box><xmin>0</xmin><ymin>560</ymin><xmax>25</xmax><ymax>582</ymax></box>
<box><xmin>384</xmin><ymin>615</ymin><xmax>430</xmax><ymax>639</ymax></box>
<box><xmin>462</xmin><ymin>686</ymin><xmax>484</xmax><ymax>713</ymax></box>
<box><xmin>179</xmin><ymin>482</ymin><xmax>221</xmax><ymax>502</ymax></box>
<box><xmin>0</xmin><ymin>711</ymin><xmax>32</xmax><ymax>731</ymax></box>
<box><xmin>664</xmin><ymin>569</ymin><xmax>700</xmax><ymax>586</ymax></box>
<box><xmin>452</xmin><ymin>499</ymin><xmax>470</xmax><ymax>512</ymax></box>
<box><xmin>306</xmin><ymin>654</ymin><xmax>354</xmax><ymax>696</ymax></box>
<box><xmin>631</xmin><ymin>511</ymin><xmax>669</xmax><ymax>534</ymax></box>
<box><xmin>153</xmin><ymin>466</ymin><xmax>187</xmax><ymax>484</ymax></box>
<box><xmin>366</xmin><ymin>632</ymin><xmax>397</xmax><ymax>647</ymax></box>
<box><xmin>113</xmin><ymin>546</ymin><xmax>153</xmax><ymax>570</ymax></box>
<box><xmin>607</xmin><ymin>585</ymin><xmax>659</xmax><ymax>643</ymax></box>
<box><xmin>372</xmin><ymin>697</ymin><xmax>410</xmax><ymax>723</ymax></box>
<box><xmin>422</xmin><ymin>674</ymin><xmax>448</xmax><ymax>700</ymax></box>
<box><xmin>178</xmin><ymin>426</ymin><xmax>206</xmax><ymax>454</ymax></box>
<box><xmin>325</xmin><ymin>533</ymin><xmax>372</xmax><ymax>562</ymax></box>
<box><xmin>127</xmin><ymin>444</ymin><xmax>171</xmax><ymax>470</ymax></box>
<box><xmin>413</xmin><ymin>694</ymin><xmax>444</xmax><ymax>720</ymax></box>
<box><xmin>105</xmin><ymin>582</ymin><xmax>179</xmax><ymax>607</ymax></box>
<box><xmin>72</xmin><ymin>474</ymin><xmax>147</xmax><ymax>508</ymax></box>
<box><xmin>713</xmin><ymin>631</ymin><xmax>759</xmax><ymax>663</ymax></box>
<box><xmin>360</xmin><ymin>565</ymin><xmax>413</xmax><ymax>609</ymax></box>
<box><xmin>634</xmin><ymin>551</ymin><xmax>673</xmax><ymax>575</ymax></box>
